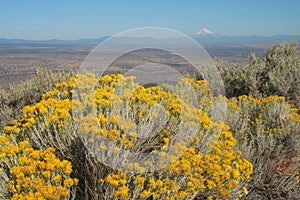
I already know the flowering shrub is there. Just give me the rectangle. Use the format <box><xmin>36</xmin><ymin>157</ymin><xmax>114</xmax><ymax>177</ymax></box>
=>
<box><xmin>0</xmin><ymin>136</ymin><xmax>77</xmax><ymax>199</ymax></box>
<box><xmin>226</xmin><ymin>95</ymin><xmax>300</xmax><ymax>199</ymax></box>
<box><xmin>1</xmin><ymin>73</ymin><xmax>253</xmax><ymax>199</ymax></box>
<box><xmin>218</xmin><ymin>41</ymin><xmax>300</xmax><ymax>110</ymax></box>
<box><xmin>0</xmin><ymin>68</ymin><xmax>73</xmax><ymax>130</ymax></box>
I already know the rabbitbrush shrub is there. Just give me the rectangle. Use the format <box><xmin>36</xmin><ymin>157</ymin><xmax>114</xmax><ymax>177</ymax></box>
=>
<box><xmin>1</xmin><ymin>74</ymin><xmax>254</xmax><ymax>199</ymax></box>
<box><xmin>218</xmin><ymin>41</ymin><xmax>300</xmax><ymax>110</ymax></box>
<box><xmin>226</xmin><ymin>95</ymin><xmax>300</xmax><ymax>199</ymax></box>
<box><xmin>0</xmin><ymin>68</ymin><xmax>73</xmax><ymax>130</ymax></box>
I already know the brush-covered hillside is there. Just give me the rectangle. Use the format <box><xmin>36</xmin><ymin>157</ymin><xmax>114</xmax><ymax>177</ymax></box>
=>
<box><xmin>1</xmin><ymin>42</ymin><xmax>300</xmax><ymax>200</ymax></box>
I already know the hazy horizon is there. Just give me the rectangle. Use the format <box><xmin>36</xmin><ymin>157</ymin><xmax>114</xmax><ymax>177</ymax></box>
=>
<box><xmin>2</xmin><ymin>30</ymin><xmax>300</xmax><ymax>41</ymax></box>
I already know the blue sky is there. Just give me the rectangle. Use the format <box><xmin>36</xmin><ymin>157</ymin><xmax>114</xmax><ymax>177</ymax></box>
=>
<box><xmin>1</xmin><ymin>0</ymin><xmax>300</xmax><ymax>40</ymax></box>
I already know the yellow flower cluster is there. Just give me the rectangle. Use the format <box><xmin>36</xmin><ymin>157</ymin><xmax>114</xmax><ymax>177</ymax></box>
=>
<box><xmin>4</xmin><ymin>96</ymin><xmax>72</xmax><ymax>133</ymax></box>
<box><xmin>98</xmin><ymin>132</ymin><xmax>252</xmax><ymax>199</ymax></box>
<box><xmin>0</xmin><ymin>136</ymin><xmax>77</xmax><ymax>200</ymax></box>
<box><xmin>227</xmin><ymin>95</ymin><xmax>300</xmax><ymax>137</ymax></box>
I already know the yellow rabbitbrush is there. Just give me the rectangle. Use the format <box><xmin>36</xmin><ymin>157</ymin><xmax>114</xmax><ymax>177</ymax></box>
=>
<box><xmin>1</xmin><ymin>74</ymin><xmax>253</xmax><ymax>199</ymax></box>
<box><xmin>226</xmin><ymin>95</ymin><xmax>300</xmax><ymax>199</ymax></box>
<box><xmin>0</xmin><ymin>136</ymin><xmax>77</xmax><ymax>200</ymax></box>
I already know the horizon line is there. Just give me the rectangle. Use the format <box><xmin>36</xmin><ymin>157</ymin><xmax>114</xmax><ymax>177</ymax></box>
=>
<box><xmin>1</xmin><ymin>33</ymin><xmax>300</xmax><ymax>41</ymax></box>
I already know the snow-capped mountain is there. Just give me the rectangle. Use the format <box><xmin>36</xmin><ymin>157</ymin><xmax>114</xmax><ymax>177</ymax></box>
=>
<box><xmin>195</xmin><ymin>28</ymin><xmax>215</xmax><ymax>36</ymax></box>
<box><xmin>192</xmin><ymin>28</ymin><xmax>300</xmax><ymax>44</ymax></box>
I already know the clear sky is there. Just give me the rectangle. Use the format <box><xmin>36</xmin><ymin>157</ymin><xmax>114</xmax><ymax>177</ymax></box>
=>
<box><xmin>1</xmin><ymin>0</ymin><xmax>300</xmax><ymax>40</ymax></box>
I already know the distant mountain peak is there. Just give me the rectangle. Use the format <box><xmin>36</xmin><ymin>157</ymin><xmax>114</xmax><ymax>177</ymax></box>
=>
<box><xmin>195</xmin><ymin>28</ymin><xmax>215</xmax><ymax>36</ymax></box>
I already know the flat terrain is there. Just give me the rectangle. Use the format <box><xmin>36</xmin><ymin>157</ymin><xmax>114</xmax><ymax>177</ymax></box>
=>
<box><xmin>0</xmin><ymin>43</ymin><xmax>269</xmax><ymax>89</ymax></box>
